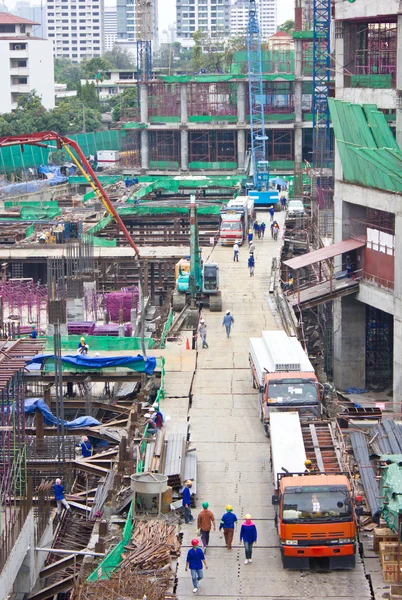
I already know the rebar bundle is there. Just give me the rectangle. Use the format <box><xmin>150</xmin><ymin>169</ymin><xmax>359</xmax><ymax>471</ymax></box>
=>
<box><xmin>75</xmin><ymin>572</ymin><xmax>167</xmax><ymax>600</ymax></box>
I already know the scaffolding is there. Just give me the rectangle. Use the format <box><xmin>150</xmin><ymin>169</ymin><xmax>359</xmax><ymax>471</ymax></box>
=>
<box><xmin>149</xmin><ymin>131</ymin><xmax>180</xmax><ymax>167</ymax></box>
<box><xmin>189</xmin><ymin>131</ymin><xmax>237</xmax><ymax>164</ymax></box>
<box><xmin>352</xmin><ymin>21</ymin><xmax>397</xmax><ymax>88</ymax></box>
<box><xmin>187</xmin><ymin>82</ymin><xmax>237</xmax><ymax>117</ymax></box>
<box><xmin>366</xmin><ymin>306</ymin><xmax>393</xmax><ymax>391</ymax></box>
<box><xmin>148</xmin><ymin>82</ymin><xmax>181</xmax><ymax>118</ymax></box>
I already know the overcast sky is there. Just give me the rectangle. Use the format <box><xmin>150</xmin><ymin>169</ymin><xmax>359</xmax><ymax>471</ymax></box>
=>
<box><xmin>6</xmin><ymin>0</ymin><xmax>294</xmax><ymax>30</ymax></box>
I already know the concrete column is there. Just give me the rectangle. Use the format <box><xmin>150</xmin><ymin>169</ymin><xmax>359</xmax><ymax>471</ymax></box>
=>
<box><xmin>237</xmin><ymin>81</ymin><xmax>246</xmax><ymax>124</ymax></box>
<box><xmin>141</xmin><ymin>130</ymin><xmax>149</xmax><ymax>170</ymax></box>
<box><xmin>334</xmin><ymin>28</ymin><xmax>345</xmax><ymax>92</ymax></box>
<box><xmin>333</xmin><ymin>296</ymin><xmax>366</xmax><ymax>391</ymax></box>
<box><xmin>294</xmin><ymin>38</ymin><xmax>303</xmax><ymax>196</ymax></box>
<box><xmin>237</xmin><ymin>129</ymin><xmax>245</xmax><ymax>172</ymax></box>
<box><xmin>181</xmin><ymin>129</ymin><xmax>188</xmax><ymax>171</ymax></box>
<box><xmin>396</xmin><ymin>16</ymin><xmax>402</xmax><ymax>149</ymax></box>
<box><xmin>393</xmin><ymin>214</ymin><xmax>402</xmax><ymax>411</ymax></box>
<box><xmin>140</xmin><ymin>84</ymin><xmax>148</xmax><ymax>123</ymax></box>
<box><xmin>180</xmin><ymin>83</ymin><xmax>188</xmax><ymax>124</ymax></box>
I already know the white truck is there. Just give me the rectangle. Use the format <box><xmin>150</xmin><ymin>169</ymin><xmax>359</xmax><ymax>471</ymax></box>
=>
<box><xmin>219</xmin><ymin>196</ymin><xmax>253</xmax><ymax>245</ymax></box>
<box><xmin>249</xmin><ymin>330</ymin><xmax>321</xmax><ymax>436</ymax></box>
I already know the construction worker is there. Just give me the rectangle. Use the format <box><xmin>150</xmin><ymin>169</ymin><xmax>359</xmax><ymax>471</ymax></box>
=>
<box><xmin>151</xmin><ymin>404</ymin><xmax>165</xmax><ymax>430</ymax></box>
<box><xmin>81</xmin><ymin>436</ymin><xmax>92</xmax><ymax>458</ymax></box>
<box><xmin>30</xmin><ymin>324</ymin><xmax>38</xmax><ymax>339</ymax></box>
<box><xmin>144</xmin><ymin>413</ymin><xmax>157</xmax><ymax>435</ymax></box>
<box><xmin>269</xmin><ymin>205</ymin><xmax>275</xmax><ymax>222</ymax></box>
<box><xmin>240</xmin><ymin>514</ymin><xmax>258</xmax><ymax>564</ymax></box>
<box><xmin>53</xmin><ymin>478</ymin><xmax>72</xmax><ymax>515</ymax></box>
<box><xmin>197</xmin><ymin>501</ymin><xmax>216</xmax><ymax>551</ymax></box>
<box><xmin>304</xmin><ymin>459</ymin><xmax>317</xmax><ymax>473</ymax></box>
<box><xmin>185</xmin><ymin>538</ymin><xmax>208</xmax><ymax>594</ymax></box>
<box><xmin>260</xmin><ymin>221</ymin><xmax>266</xmax><ymax>238</ymax></box>
<box><xmin>198</xmin><ymin>318</ymin><xmax>209</xmax><ymax>349</ymax></box>
<box><xmin>233</xmin><ymin>242</ymin><xmax>239</xmax><ymax>262</ymax></box>
<box><xmin>219</xmin><ymin>505</ymin><xmax>238</xmax><ymax>550</ymax></box>
<box><xmin>182</xmin><ymin>480</ymin><xmax>194</xmax><ymax>524</ymax></box>
<box><xmin>248</xmin><ymin>253</ymin><xmax>255</xmax><ymax>277</ymax></box>
<box><xmin>78</xmin><ymin>337</ymin><xmax>89</xmax><ymax>355</ymax></box>
<box><xmin>222</xmin><ymin>310</ymin><xmax>234</xmax><ymax>338</ymax></box>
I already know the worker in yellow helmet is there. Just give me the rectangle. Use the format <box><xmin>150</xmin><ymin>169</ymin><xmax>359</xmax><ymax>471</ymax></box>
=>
<box><xmin>219</xmin><ymin>504</ymin><xmax>238</xmax><ymax>550</ymax></box>
<box><xmin>78</xmin><ymin>336</ymin><xmax>89</xmax><ymax>355</ymax></box>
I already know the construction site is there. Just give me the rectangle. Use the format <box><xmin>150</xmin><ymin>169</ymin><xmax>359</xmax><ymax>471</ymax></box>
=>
<box><xmin>2</xmin><ymin>0</ymin><xmax>402</xmax><ymax>600</ymax></box>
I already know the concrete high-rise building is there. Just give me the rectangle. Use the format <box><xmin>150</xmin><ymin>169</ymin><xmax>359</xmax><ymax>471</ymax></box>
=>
<box><xmin>46</xmin><ymin>0</ymin><xmax>104</xmax><ymax>62</ymax></box>
<box><xmin>13</xmin><ymin>1</ymin><xmax>46</xmax><ymax>38</ymax></box>
<box><xmin>230</xmin><ymin>0</ymin><xmax>277</xmax><ymax>40</ymax></box>
<box><xmin>104</xmin><ymin>9</ymin><xmax>117</xmax><ymax>51</ymax></box>
<box><xmin>0</xmin><ymin>12</ymin><xmax>54</xmax><ymax>112</ymax></box>
<box><xmin>116</xmin><ymin>0</ymin><xmax>158</xmax><ymax>46</ymax></box>
<box><xmin>176</xmin><ymin>0</ymin><xmax>231</xmax><ymax>47</ymax></box>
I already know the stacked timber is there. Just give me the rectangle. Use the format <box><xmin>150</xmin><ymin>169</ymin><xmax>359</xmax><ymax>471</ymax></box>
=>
<box><xmin>164</xmin><ymin>433</ymin><xmax>187</xmax><ymax>488</ymax></box>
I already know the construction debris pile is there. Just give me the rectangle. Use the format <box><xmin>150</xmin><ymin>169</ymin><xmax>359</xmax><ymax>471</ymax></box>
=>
<box><xmin>75</xmin><ymin>519</ymin><xmax>179</xmax><ymax>600</ymax></box>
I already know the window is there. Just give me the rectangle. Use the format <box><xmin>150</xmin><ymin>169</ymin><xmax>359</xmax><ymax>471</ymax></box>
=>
<box><xmin>18</xmin><ymin>77</ymin><xmax>27</xmax><ymax>84</ymax></box>
<box><xmin>17</xmin><ymin>60</ymin><xmax>27</xmax><ymax>67</ymax></box>
<box><xmin>10</xmin><ymin>43</ymin><xmax>26</xmax><ymax>50</ymax></box>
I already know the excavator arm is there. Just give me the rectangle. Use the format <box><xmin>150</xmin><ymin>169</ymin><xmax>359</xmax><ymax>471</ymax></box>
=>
<box><xmin>0</xmin><ymin>131</ymin><xmax>140</xmax><ymax>257</ymax></box>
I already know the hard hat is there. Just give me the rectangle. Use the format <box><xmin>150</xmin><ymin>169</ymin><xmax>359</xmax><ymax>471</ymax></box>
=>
<box><xmin>191</xmin><ymin>538</ymin><xmax>199</xmax><ymax>546</ymax></box>
<box><xmin>55</xmin><ymin>478</ymin><xmax>61</xmax><ymax>485</ymax></box>
<box><xmin>148</xmin><ymin>407</ymin><xmax>156</xmax><ymax>413</ymax></box>
<box><xmin>152</xmin><ymin>402</ymin><xmax>159</xmax><ymax>408</ymax></box>
<box><xmin>226</xmin><ymin>504</ymin><xmax>233</xmax><ymax>511</ymax></box>
<box><xmin>245</xmin><ymin>513</ymin><xmax>251</xmax><ymax>520</ymax></box>
<box><xmin>31</xmin><ymin>324</ymin><xmax>36</xmax><ymax>328</ymax></box>
<box><xmin>200</xmin><ymin>319</ymin><xmax>205</xmax><ymax>323</ymax></box>
<box><xmin>144</xmin><ymin>413</ymin><xmax>151</xmax><ymax>418</ymax></box>
<box><xmin>83</xmin><ymin>436</ymin><xmax>89</xmax><ymax>442</ymax></box>
<box><xmin>226</xmin><ymin>310</ymin><xmax>230</xmax><ymax>315</ymax></box>
<box><xmin>185</xmin><ymin>480</ymin><xmax>193</xmax><ymax>486</ymax></box>
<box><xmin>80</xmin><ymin>337</ymin><xmax>85</xmax><ymax>341</ymax></box>
<box><xmin>202</xmin><ymin>501</ymin><xmax>209</xmax><ymax>509</ymax></box>
<box><xmin>304</xmin><ymin>459</ymin><xmax>312</xmax><ymax>466</ymax></box>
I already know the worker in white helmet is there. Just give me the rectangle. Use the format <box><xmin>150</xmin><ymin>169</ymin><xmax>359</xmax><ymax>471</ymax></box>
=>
<box><xmin>53</xmin><ymin>478</ymin><xmax>72</xmax><ymax>515</ymax></box>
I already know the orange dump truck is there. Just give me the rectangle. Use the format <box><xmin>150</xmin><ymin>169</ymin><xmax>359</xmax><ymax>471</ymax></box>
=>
<box><xmin>270</xmin><ymin>411</ymin><xmax>356</xmax><ymax>570</ymax></box>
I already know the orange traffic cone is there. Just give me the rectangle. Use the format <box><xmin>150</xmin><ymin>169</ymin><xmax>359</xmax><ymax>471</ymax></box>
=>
<box><xmin>185</xmin><ymin>338</ymin><xmax>190</xmax><ymax>350</ymax></box>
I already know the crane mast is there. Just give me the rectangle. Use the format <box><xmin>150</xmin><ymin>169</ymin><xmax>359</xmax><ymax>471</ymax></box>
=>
<box><xmin>312</xmin><ymin>0</ymin><xmax>331</xmax><ymax>167</ymax></box>
<box><xmin>246</xmin><ymin>0</ymin><xmax>269</xmax><ymax>192</ymax></box>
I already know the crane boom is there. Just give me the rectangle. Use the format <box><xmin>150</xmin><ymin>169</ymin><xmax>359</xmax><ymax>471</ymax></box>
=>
<box><xmin>247</xmin><ymin>0</ymin><xmax>269</xmax><ymax>192</ymax></box>
<box><xmin>0</xmin><ymin>132</ymin><xmax>140</xmax><ymax>256</ymax></box>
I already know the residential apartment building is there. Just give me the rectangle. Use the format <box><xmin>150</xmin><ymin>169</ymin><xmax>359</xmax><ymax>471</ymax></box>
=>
<box><xmin>46</xmin><ymin>0</ymin><xmax>104</xmax><ymax>62</ymax></box>
<box><xmin>176</xmin><ymin>0</ymin><xmax>231</xmax><ymax>47</ymax></box>
<box><xmin>116</xmin><ymin>0</ymin><xmax>158</xmax><ymax>47</ymax></box>
<box><xmin>329</xmin><ymin>0</ymin><xmax>402</xmax><ymax>407</ymax></box>
<box><xmin>104</xmin><ymin>9</ymin><xmax>117</xmax><ymax>51</ymax></box>
<box><xmin>0</xmin><ymin>12</ymin><xmax>54</xmax><ymax>112</ymax></box>
<box><xmin>13</xmin><ymin>1</ymin><xmax>46</xmax><ymax>38</ymax></box>
<box><xmin>230</xmin><ymin>0</ymin><xmax>277</xmax><ymax>39</ymax></box>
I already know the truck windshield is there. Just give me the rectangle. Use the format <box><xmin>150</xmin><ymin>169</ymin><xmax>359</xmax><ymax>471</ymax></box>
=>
<box><xmin>282</xmin><ymin>488</ymin><xmax>352</xmax><ymax>523</ymax></box>
<box><xmin>221</xmin><ymin>222</ymin><xmax>241</xmax><ymax>231</ymax></box>
<box><xmin>268</xmin><ymin>381</ymin><xmax>318</xmax><ymax>405</ymax></box>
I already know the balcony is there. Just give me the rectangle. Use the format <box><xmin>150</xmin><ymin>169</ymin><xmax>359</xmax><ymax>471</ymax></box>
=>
<box><xmin>9</xmin><ymin>49</ymin><xmax>29</xmax><ymax>59</ymax></box>
<box><xmin>9</xmin><ymin>67</ymin><xmax>29</xmax><ymax>76</ymax></box>
<box><xmin>10</xmin><ymin>84</ymin><xmax>30</xmax><ymax>93</ymax></box>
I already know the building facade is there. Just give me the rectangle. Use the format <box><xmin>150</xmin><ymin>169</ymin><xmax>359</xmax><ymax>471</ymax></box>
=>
<box><xmin>176</xmin><ymin>0</ymin><xmax>231</xmax><ymax>47</ymax></box>
<box><xmin>331</xmin><ymin>0</ymin><xmax>402</xmax><ymax>408</ymax></box>
<box><xmin>116</xmin><ymin>0</ymin><xmax>158</xmax><ymax>47</ymax></box>
<box><xmin>46</xmin><ymin>0</ymin><xmax>104</xmax><ymax>62</ymax></box>
<box><xmin>13</xmin><ymin>1</ymin><xmax>46</xmax><ymax>38</ymax></box>
<box><xmin>230</xmin><ymin>0</ymin><xmax>277</xmax><ymax>40</ymax></box>
<box><xmin>104</xmin><ymin>9</ymin><xmax>117</xmax><ymax>51</ymax></box>
<box><xmin>0</xmin><ymin>13</ymin><xmax>54</xmax><ymax>112</ymax></box>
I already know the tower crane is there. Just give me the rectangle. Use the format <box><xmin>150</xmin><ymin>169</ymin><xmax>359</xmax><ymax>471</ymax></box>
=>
<box><xmin>312</xmin><ymin>0</ymin><xmax>331</xmax><ymax>166</ymax></box>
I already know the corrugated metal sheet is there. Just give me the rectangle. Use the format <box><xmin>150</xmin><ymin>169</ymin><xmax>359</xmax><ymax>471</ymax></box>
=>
<box><xmin>350</xmin><ymin>430</ymin><xmax>379</xmax><ymax>516</ymax></box>
<box><xmin>283</xmin><ymin>239</ymin><xmax>366</xmax><ymax>270</ymax></box>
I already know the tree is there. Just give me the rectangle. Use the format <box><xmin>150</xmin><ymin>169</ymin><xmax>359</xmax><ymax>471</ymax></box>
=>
<box><xmin>54</xmin><ymin>58</ymin><xmax>84</xmax><ymax>90</ymax></box>
<box><xmin>103</xmin><ymin>46</ymin><xmax>134</xmax><ymax>69</ymax></box>
<box><xmin>82</xmin><ymin>57</ymin><xmax>111</xmax><ymax>81</ymax></box>
<box><xmin>279</xmin><ymin>20</ymin><xmax>295</xmax><ymax>34</ymax></box>
<box><xmin>78</xmin><ymin>82</ymin><xmax>100</xmax><ymax>110</ymax></box>
<box><xmin>109</xmin><ymin>88</ymin><xmax>138</xmax><ymax>121</ymax></box>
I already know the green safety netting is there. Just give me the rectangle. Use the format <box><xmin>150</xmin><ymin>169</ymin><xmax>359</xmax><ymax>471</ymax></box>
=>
<box><xmin>88</xmin><ymin>236</ymin><xmax>117</xmax><ymax>247</ymax></box>
<box><xmin>44</xmin><ymin>335</ymin><xmax>155</xmax><ymax>353</ymax></box>
<box><xmin>86</xmin><ymin>356</ymin><xmax>166</xmax><ymax>582</ymax></box>
<box><xmin>350</xmin><ymin>74</ymin><xmax>393</xmax><ymax>89</ymax></box>
<box><xmin>5</xmin><ymin>200</ymin><xmax>59</xmax><ymax>209</ymax></box>
<box><xmin>160</xmin><ymin>308</ymin><xmax>173</xmax><ymax>349</ymax></box>
<box><xmin>87</xmin><ymin>215</ymin><xmax>113</xmax><ymax>234</ymax></box>
<box><xmin>118</xmin><ymin>205</ymin><xmax>222</xmax><ymax>216</ymax></box>
<box><xmin>149</xmin><ymin>160</ymin><xmax>180</xmax><ymax>169</ymax></box>
<box><xmin>121</xmin><ymin>122</ymin><xmax>147</xmax><ymax>130</ymax></box>
<box><xmin>189</xmin><ymin>161</ymin><xmax>237</xmax><ymax>170</ymax></box>
<box><xmin>25</xmin><ymin>224</ymin><xmax>35</xmax><ymax>238</ymax></box>
<box><xmin>329</xmin><ymin>98</ymin><xmax>402</xmax><ymax>193</ymax></box>
<box><xmin>69</xmin><ymin>175</ymin><xmax>124</xmax><ymax>186</ymax></box>
<box><xmin>149</xmin><ymin>116</ymin><xmax>180</xmax><ymax>124</ymax></box>
<box><xmin>20</xmin><ymin>207</ymin><xmax>62</xmax><ymax>220</ymax></box>
<box><xmin>293</xmin><ymin>31</ymin><xmax>314</xmax><ymax>39</ymax></box>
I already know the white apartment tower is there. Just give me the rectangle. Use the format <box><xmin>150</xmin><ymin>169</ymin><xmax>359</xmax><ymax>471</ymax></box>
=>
<box><xmin>230</xmin><ymin>0</ymin><xmax>277</xmax><ymax>39</ymax></box>
<box><xmin>0</xmin><ymin>12</ymin><xmax>54</xmax><ymax>112</ymax></box>
<box><xmin>176</xmin><ymin>0</ymin><xmax>231</xmax><ymax>47</ymax></box>
<box><xmin>104</xmin><ymin>9</ymin><xmax>117</xmax><ymax>51</ymax></box>
<box><xmin>46</xmin><ymin>0</ymin><xmax>104</xmax><ymax>62</ymax></box>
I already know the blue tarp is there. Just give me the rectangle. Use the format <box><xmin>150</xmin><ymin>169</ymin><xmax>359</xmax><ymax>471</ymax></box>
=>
<box><xmin>27</xmin><ymin>353</ymin><xmax>157</xmax><ymax>375</ymax></box>
<box><xmin>24</xmin><ymin>398</ymin><xmax>100</xmax><ymax>429</ymax></box>
<box><xmin>37</xmin><ymin>165</ymin><xmax>69</xmax><ymax>186</ymax></box>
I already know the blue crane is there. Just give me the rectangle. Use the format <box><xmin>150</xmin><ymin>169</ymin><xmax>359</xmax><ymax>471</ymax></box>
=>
<box><xmin>246</xmin><ymin>0</ymin><xmax>269</xmax><ymax>192</ymax></box>
<box><xmin>312</xmin><ymin>0</ymin><xmax>331</xmax><ymax>166</ymax></box>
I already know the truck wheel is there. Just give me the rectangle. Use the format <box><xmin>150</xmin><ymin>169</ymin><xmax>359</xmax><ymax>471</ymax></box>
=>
<box><xmin>209</xmin><ymin>292</ymin><xmax>222</xmax><ymax>312</ymax></box>
<box><xmin>172</xmin><ymin>292</ymin><xmax>186</xmax><ymax>312</ymax></box>
<box><xmin>264</xmin><ymin>422</ymin><xmax>270</xmax><ymax>438</ymax></box>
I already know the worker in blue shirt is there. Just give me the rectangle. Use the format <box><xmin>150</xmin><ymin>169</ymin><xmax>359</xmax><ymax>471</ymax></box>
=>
<box><xmin>222</xmin><ymin>310</ymin><xmax>234</xmax><ymax>338</ymax></box>
<box><xmin>81</xmin><ymin>436</ymin><xmax>92</xmax><ymax>458</ymax></box>
<box><xmin>185</xmin><ymin>538</ymin><xmax>208</xmax><ymax>594</ymax></box>
<box><xmin>219</xmin><ymin>504</ymin><xmax>238</xmax><ymax>550</ymax></box>
<box><xmin>30</xmin><ymin>325</ymin><xmax>38</xmax><ymax>339</ymax></box>
<box><xmin>182</xmin><ymin>480</ymin><xmax>194</xmax><ymax>524</ymax></box>
<box><xmin>53</xmin><ymin>477</ymin><xmax>72</xmax><ymax>516</ymax></box>
<box><xmin>78</xmin><ymin>337</ymin><xmax>89</xmax><ymax>355</ymax></box>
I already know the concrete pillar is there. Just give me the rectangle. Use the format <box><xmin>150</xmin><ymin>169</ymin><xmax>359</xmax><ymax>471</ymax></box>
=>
<box><xmin>333</xmin><ymin>296</ymin><xmax>366</xmax><ymax>391</ymax></box>
<box><xmin>141</xmin><ymin>130</ymin><xmax>149</xmax><ymax>170</ymax></box>
<box><xmin>393</xmin><ymin>214</ymin><xmax>402</xmax><ymax>411</ymax></box>
<box><xmin>334</xmin><ymin>27</ymin><xmax>345</xmax><ymax>91</ymax></box>
<box><xmin>180</xmin><ymin>83</ymin><xmax>188</xmax><ymax>124</ymax></box>
<box><xmin>396</xmin><ymin>16</ymin><xmax>402</xmax><ymax>149</ymax></box>
<box><xmin>237</xmin><ymin>129</ymin><xmax>245</xmax><ymax>172</ymax></box>
<box><xmin>140</xmin><ymin>84</ymin><xmax>148</xmax><ymax>123</ymax></box>
<box><xmin>237</xmin><ymin>81</ymin><xmax>246</xmax><ymax>124</ymax></box>
<box><xmin>181</xmin><ymin>129</ymin><xmax>188</xmax><ymax>171</ymax></box>
<box><xmin>294</xmin><ymin>38</ymin><xmax>303</xmax><ymax>196</ymax></box>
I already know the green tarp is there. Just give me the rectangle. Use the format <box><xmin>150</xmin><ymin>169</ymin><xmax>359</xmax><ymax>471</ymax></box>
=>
<box><xmin>44</xmin><ymin>335</ymin><xmax>155</xmax><ymax>353</ymax></box>
<box><xmin>380</xmin><ymin>462</ymin><xmax>402</xmax><ymax>533</ymax></box>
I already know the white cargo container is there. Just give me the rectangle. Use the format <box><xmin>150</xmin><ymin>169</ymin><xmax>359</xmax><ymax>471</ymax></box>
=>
<box><xmin>96</xmin><ymin>150</ymin><xmax>120</xmax><ymax>166</ymax></box>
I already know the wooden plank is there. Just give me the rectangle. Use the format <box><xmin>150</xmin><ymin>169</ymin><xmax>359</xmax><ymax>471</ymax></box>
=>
<box><xmin>309</xmin><ymin>423</ymin><xmax>325</xmax><ymax>472</ymax></box>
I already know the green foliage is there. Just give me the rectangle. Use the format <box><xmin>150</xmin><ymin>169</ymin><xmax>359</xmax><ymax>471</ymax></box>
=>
<box><xmin>78</xmin><ymin>82</ymin><xmax>100</xmax><ymax>110</ymax></box>
<box><xmin>109</xmin><ymin>88</ymin><xmax>138</xmax><ymax>122</ymax></box>
<box><xmin>0</xmin><ymin>92</ymin><xmax>101</xmax><ymax>136</ymax></box>
<box><xmin>190</xmin><ymin>31</ymin><xmax>247</xmax><ymax>73</ymax></box>
<box><xmin>103</xmin><ymin>46</ymin><xmax>134</xmax><ymax>69</ymax></box>
<box><xmin>279</xmin><ymin>20</ymin><xmax>295</xmax><ymax>34</ymax></box>
<box><xmin>54</xmin><ymin>58</ymin><xmax>84</xmax><ymax>90</ymax></box>
<box><xmin>82</xmin><ymin>58</ymin><xmax>111</xmax><ymax>81</ymax></box>
<box><xmin>153</xmin><ymin>42</ymin><xmax>193</xmax><ymax>71</ymax></box>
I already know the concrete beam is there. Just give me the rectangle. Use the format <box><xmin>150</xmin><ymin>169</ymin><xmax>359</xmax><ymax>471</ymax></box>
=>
<box><xmin>333</xmin><ymin>296</ymin><xmax>366</xmax><ymax>391</ymax></box>
<box><xmin>334</xmin><ymin>180</ymin><xmax>402</xmax><ymax>216</ymax></box>
<box><xmin>335</xmin><ymin>0</ymin><xmax>401</xmax><ymax>20</ymax></box>
<box><xmin>356</xmin><ymin>281</ymin><xmax>395</xmax><ymax>316</ymax></box>
<box><xmin>335</xmin><ymin>87</ymin><xmax>396</xmax><ymax>110</ymax></box>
